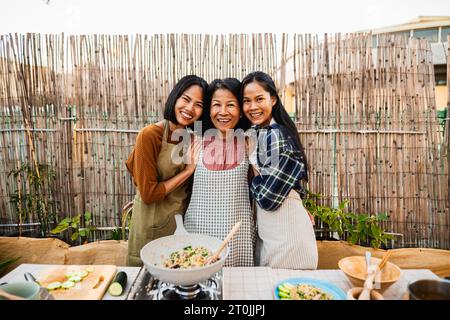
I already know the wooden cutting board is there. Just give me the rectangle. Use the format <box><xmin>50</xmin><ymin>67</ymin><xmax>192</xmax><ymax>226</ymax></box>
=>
<box><xmin>37</xmin><ymin>265</ymin><xmax>117</xmax><ymax>300</ymax></box>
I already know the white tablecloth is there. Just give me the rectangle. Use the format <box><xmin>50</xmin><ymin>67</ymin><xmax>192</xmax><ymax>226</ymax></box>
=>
<box><xmin>222</xmin><ymin>267</ymin><xmax>440</xmax><ymax>300</ymax></box>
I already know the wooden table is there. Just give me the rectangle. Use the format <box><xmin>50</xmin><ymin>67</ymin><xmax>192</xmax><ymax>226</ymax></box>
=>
<box><xmin>0</xmin><ymin>264</ymin><xmax>141</xmax><ymax>300</ymax></box>
<box><xmin>222</xmin><ymin>267</ymin><xmax>441</xmax><ymax>300</ymax></box>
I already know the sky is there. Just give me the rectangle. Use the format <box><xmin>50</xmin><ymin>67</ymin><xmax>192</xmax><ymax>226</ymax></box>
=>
<box><xmin>1</xmin><ymin>0</ymin><xmax>450</xmax><ymax>35</ymax></box>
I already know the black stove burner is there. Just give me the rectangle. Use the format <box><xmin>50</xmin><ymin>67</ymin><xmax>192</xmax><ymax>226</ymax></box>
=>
<box><xmin>127</xmin><ymin>268</ymin><xmax>222</xmax><ymax>300</ymax></box>
<box><xmin>160</xmin><ymin>284</ymin><xmax>210</xmax><ymax>300</ymax></box>
<box><xmin>156</xmin><ymin>277</ymin><xmax>220</xmax><ymax>300</ymax></box>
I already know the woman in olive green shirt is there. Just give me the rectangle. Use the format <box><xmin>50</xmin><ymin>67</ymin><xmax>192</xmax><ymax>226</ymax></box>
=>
<box><xmin>125</xmin><ymin>75</ymin><xmax>207</xmax><ymax>266</ymax></box>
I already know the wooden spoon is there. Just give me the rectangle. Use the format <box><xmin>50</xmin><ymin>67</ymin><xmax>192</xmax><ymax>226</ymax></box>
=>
<box><xmin>378</xmin><ymin>250</ymin><xmax>392</xmax><ymax>271</ymax></box>
<box><xmin>206</xmin><ymin>221</ymin><xmax>242</xmax><ymax>265</ymax></box>
<box><xmin>372</xmin><ymin>250</ymin><xmax>392</xmax><ymax>285</ymax></box>
<box><xmin>0</xmin><ymin>288</ymin><xmax>25</xmax><ymax>300</ymax></box>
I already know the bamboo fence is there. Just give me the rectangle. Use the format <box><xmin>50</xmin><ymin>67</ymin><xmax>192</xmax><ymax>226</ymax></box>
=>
<box><xmin>0</xmin><ymin>33</ymin><xmax>278</xmax><ymax>235</ymax></box>
<box><xmin>0</xmin><ymin>32</ymin><xmax>448</xmax><ymax>249</ymax></box>
<box><xmin>291</xmin><ymin>33</ymin><xmax>449</xmax><ymax>249</ymax></box>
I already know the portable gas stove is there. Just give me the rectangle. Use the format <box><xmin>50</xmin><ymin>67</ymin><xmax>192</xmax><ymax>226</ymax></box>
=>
<box><xmin>127</xmin><ymin>267</ymin><xmax>222</xmax><ymax>300</ymax></box>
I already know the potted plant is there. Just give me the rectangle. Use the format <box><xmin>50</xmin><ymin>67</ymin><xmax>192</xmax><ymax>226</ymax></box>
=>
<box><xmin>304</xmin><ymin>192</ymin><xmax>394</xmax><ymax>249</ymax></box>
<box><xmin>51</xmin><ymin>211</ymin><xmax>97</xmax><ymax>245</ymax></box>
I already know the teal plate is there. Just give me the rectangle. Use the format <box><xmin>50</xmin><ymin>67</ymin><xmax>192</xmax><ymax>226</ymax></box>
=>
<box><xmin>274</xmin><ymin>277</ymin><xmax>347</xmax><ymax>300</ymax></box>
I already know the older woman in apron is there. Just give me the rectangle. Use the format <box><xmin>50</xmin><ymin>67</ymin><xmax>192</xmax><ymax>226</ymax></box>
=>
<box><xmin>126</xmin><ymin>75</ymin><xmax>208</xmax><ymax>266</ymax></box>
<box><xmin>184</xmin><ymin>78</ymin><xmax>255</xmax><ymax>267</ymax></box>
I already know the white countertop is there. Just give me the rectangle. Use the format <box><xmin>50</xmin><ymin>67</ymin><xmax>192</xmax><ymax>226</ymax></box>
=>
<box><xmin>222</xmin><ymin>267</ymin><xmax>441</xmax><ymax>300</ymax></box>
<box><xmin>3</xmin><ymin>264</ymin><xmax>441</xmax><ymax>300</ymax></box>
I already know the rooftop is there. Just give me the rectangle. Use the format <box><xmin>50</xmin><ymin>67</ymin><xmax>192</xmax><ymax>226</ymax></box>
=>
<box><xmin>361</xmin><ymin>16</ymin><xmax>450</xmax><ymax>34</ymax></box>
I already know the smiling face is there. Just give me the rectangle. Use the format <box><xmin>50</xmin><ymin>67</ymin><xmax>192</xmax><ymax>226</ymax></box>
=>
<box><xmin>210</xmin><ymin>88</ymin><xmax>241</xmax><ymax>134</ymax></box>
<box><xmin>242</xmin><ymin>81</ymin><xmax>276</xmax><ymax>127</ymax></box>
<box><xmin>174</xmin><ymin>85</ymin><xmax>204</xmax><ymax>127</ymax></box>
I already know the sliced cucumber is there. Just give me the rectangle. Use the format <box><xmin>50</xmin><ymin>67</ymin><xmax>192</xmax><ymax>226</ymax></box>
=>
<box><xmin>68</xmin><ymin>275</ymin><xmax>82</xmax><ymax>282</ymax></box>
<box><xmin>278</xmin><ymin>291</ymin><xmax>290</xmax><ymax>299</ymax></box>
<box><xmin>108</xmin><ymin>282</ymin><xmax>123</xmax><ymax>296</ymax></box>
<box><xmin>108</xmin><ymin>271</ymin><xmax>127</xmax><ymax>296</ymax></box>
<box><xmin>61</xmin><ymin>280</ymin><xmax>75</xmax><ymax>289</ymax></box>
<box><xmin>86</xmin><ymin>266</ymin><xmax>95</xmax><ymax>273</ymax></box>
<box><xmin>278</xmin><ymin>283</ymin><xmax>294</xmax><ymax>299</ymax></box>
<box><xmin>79</xmin><ymin>270</ymin><xmax>88</xmax><ymax>278</ymax></box>
<box><xmin>65</xmin><ymin>271</ymin><xmax>75</xmax><ymax>278</ymax></box>
<box><xmin>47</xmin><ymin>281</ymin><xmax>62</xmax><ymax>290</ymax></box>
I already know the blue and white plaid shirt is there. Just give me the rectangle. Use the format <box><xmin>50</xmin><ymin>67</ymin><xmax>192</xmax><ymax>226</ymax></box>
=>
<box><xmin>249</xmin><ymin>122</ymin><xmax>308</xmax><ymax>211</ymax></box>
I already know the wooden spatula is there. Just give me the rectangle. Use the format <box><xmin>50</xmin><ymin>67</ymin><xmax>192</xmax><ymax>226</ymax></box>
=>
<box><xmin>372</xmin><ymin>250</ymin><xmax>392</xmax><ymax>285</ymax></box>
<box><xmin>378</xmin><ymin>250</ymin><xmax>392</xmax><ymax>271</ymax></box>
<box><xmin>206</xmin><ymin>221</ymin><xmax>242</xmax><ymax>265</ymax></box>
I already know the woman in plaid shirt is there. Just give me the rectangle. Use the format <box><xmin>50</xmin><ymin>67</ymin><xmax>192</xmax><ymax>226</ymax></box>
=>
<box><xmin>242</xmin><ymin>71</ymin><xmax>318</xmax><ymax>269</ymax></box>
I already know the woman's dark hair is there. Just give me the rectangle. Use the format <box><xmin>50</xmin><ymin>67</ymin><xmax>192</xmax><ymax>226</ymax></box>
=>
<box><xmin>202</xmin><ymin>78</ymin><xmax>251</xmax><ymax>133</ymax></box>
<box><xmin>241</xmin><ymin>71</ymin><xmax>308</xmax><ymax>176</ymax></box>
<box><xmin>163</xmin><ymin>75</ymin><xmax>208</xmax><ymax>130</ymax></box>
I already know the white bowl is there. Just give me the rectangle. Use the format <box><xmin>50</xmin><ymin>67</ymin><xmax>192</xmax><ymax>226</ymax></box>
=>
<box><xmin>140</xmin><ymin>233</ymin><xmax>229</xmax><ymax>286</ymax></box>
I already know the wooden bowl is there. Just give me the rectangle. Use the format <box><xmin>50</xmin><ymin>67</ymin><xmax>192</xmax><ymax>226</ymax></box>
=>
<box><xmin>338</xmin><ymin>256</ymin><xmax>402</xmax><ymax>293</ymax></box>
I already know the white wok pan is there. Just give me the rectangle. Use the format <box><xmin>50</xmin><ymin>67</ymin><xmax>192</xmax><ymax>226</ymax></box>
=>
<box><xmin>140</xmin><ymin>214</ymin><xmax>229</xmax><ymax>286</ymax></box>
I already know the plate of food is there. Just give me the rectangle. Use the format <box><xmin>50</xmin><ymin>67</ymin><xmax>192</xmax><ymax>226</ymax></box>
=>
<box><xmin>274</xmin><ymin>277</ymin><xmax>347</xmax><ymax>300</ymax></box>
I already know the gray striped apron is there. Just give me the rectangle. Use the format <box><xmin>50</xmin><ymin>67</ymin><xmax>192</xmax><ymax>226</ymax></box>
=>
<box><xmin>184</xmin><ymin>149</ymin><xmax>255</xmax><ymax>267</ymax></box>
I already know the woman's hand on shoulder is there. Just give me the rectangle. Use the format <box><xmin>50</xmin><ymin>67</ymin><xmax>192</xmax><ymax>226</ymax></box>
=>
<box><xmin>246</xmin><ymin>136</ymin><xmax>259</xmax><ymax>175</ymax></box>
<box><xmin>154</xmin><ymin>120</ymin><xmax>165</xmax><ymax>129</ymax></box>
<box><xmin>250</xmin><ymin>164</ymin><xmax>260</xmax><ymax>176</ymax></box>
<box><xmin>184</xmin><ymin>139</ymin><xmax>202</xmax><ymax>175</ymax></box>
<box><xmin>245</xmin><ymin>135</ymin><xmax>256</xmax><ymax>156</ymax></box>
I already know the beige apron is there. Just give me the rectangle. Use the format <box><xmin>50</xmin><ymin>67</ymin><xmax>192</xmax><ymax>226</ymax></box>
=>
<box><xmin>255</xmin><ymin>190</ymin><xmax>318</xmax><ymax>269</ymax></box>
<box><xmin>127</xmin><ymin>120</ymin><xmax>191</xmax><ymax>266</ymax></box>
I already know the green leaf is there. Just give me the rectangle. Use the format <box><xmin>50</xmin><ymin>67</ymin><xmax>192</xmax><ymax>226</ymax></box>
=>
<box><xmin>371</xmin><ymin>239</ymin><xmax>381</xmax><ymax>249</ymax></box>
<box><xmin>84</xmin><ymin>211</ymin><xmax>92</xmax><ymax>221</ymax></box>
<box><xmin>349</xmin><ymin>233</ymin><xmax>359</xmax><ymax>244</ymax></box>
<box><xmin>358</xmin><ymin>214</ymin><xmax>369</xmax><ymax>222</ymax></box>
<box><xmin>79</xmin><ymin>229</ymin><xmax>87</xmax><ymax>237</ymax></box>
<box><xmin>384</xmin><ymin>233</ymin><xmax>395</xmax><ymax>240</ymax></box>
<box><xmin>51</xmin><ymin>223</ymin><xmax>69</xmax><ymax>234</ymax></box>
<box><xmin>338</xmin><ymin>199</ymin><xmax>349</xmax><ymax>210</ymax></box>
<box><xmin>68</xmin><ymin>215</ymin><xmax>80</xmax><ymax>229</ymax></box>
<box><xmin>71</xmin><ymin>232</ymin><xmax>79</xmax><ymax>241</ymax></box>
<box><xmin>347</xmin><ymin>212</ymin><xmax>357</xmax><ymax>220</ymax></box>
<box><xmin>72</xmin><ymin>215</ymin><xmax>81</xmax><ymax>224</ymax></box>
<box><xmin>111</xmin><ymin>228</ymin><xmax>122</xmax><ymax>240</ymax></box>
<box><xmin>59</xmin><ymin>217</ymin><xmax>71</xmax><ymax>224</ymax></box>
<box><xmin>371</xmin><ymin>223</ymin><xmax>380</xmax><ymax>237</ymax></box>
